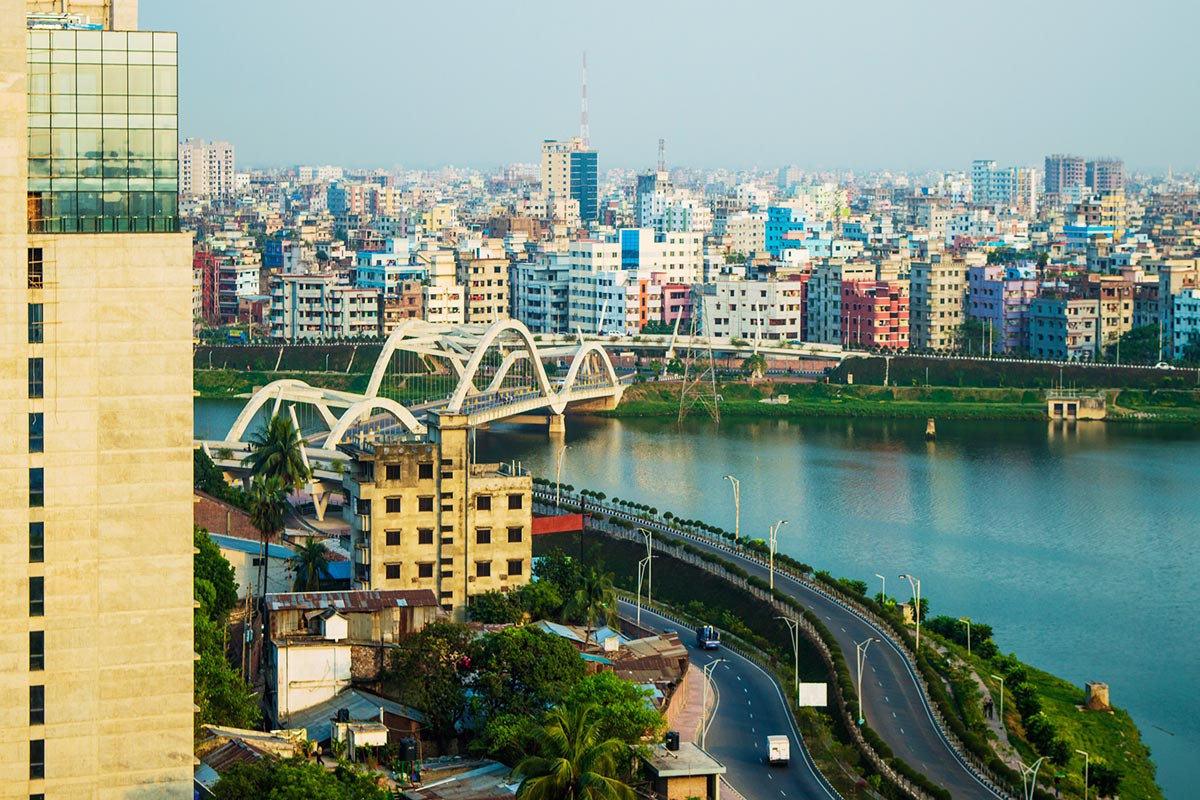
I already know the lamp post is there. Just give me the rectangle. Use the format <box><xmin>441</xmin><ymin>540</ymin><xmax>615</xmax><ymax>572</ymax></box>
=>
<box><xmin>777</xmin><ymin>616</ymin><xmax>800</xmax><ymax>706</ymax></box>
<box><xmin>639</xmin><ymin>527</ymin><xmax>653</xmax><ymax>608</ymax></box>
<box><xmin>1020</xmin><ymin>756</ymin><xmax>1046</xmax><ymax>800</ymax></box>
<box><xmin>1075</xmin><ymin>749</ymin><xmax>1089</xmax><ymax>800</ymax></box>
<box><xmin>855</xmin><ymin>638</ymin><xmax>879</xmax><ymax>725</ymax></box>
<box><xmin>959</xmin><ymin>617</ymin><xmax>971</xmax><ymax>658</ymax></box>
<box><xmin>554</xmin><ymin>444</ymin><xmax>570</xmax><ymax>509</ymax></box>
<box><xmin>768</xmin><ymin>520</ymin><xmax>788</xmax><ymax>590</ymax></box>
<box><xmin>899</xmin><ymin>573</ymin><xmax>921</xmax><ymax>651</ymax></box>
<box><xmin>636</xmin><ymin>556</ymin><xmax>650</xmax><ymax>629</ymax></box>
<box><xmin>722</xmin><ymin>474</ymin><xmax>740</xmax><ymax>541</ymax></box>
<box><xmin>990</xmin><ymin>673</ymin><xmax>1005</xmax><ymax>725</ymax></box>
<box><xmin>700</xmin><ymin>659</ymin><xmax>726</xmax><ymax>750</ymax></box>
<box><xmin>874</xmin><ymin>573</ymin><xmax>886</xmax><ymax>604</ymax></box>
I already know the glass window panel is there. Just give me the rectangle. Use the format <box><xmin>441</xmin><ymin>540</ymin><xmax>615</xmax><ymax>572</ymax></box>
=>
<box><xmin>76</xmin><ymin>94</ymin><xmax>100</xmax><ymax>113</ymax></box>
<box><xmin>29</xmin><ymin>129</ymin><xmax>50</xmax><ymax>157</ymax></box>
<box><xmin>128</xmin><ymin>114</ymin><xmax>153</xmax><ymax>129</ymax></box>
<box><xmin>153</xmin><ymin>65</ymin><xmax>176</xmax><ymax>94</ymax></box>
<box><xmin>51</xmin><ymin>29</ymin><xmax>76</xmax><ymax>49</ymax></box>
<box><xmin>49</xmin><ymin>113</ymin><xmax>76</xmax><ymax>129</ymax></box>
<box><xmin>102</xmin><ymin>63</ymin><xmax>126</xmax><ymax>93</ymax></box>
<box><xmin>29</xmin><ymin>30</ymin><xmax>49</xmax><ymax>49</ymax></box>
<box><xmin>28</xmin><ymin>177</ymin><xmax>50</xmax><ymax>191</ymax></box>
<box><xmin>28</xmin><ymin>49</ymin><xmax>50</xmax><ymax>62</ymax></box>
<box><xmin>77</xmin><ymin>30</ymin><xmax>102</xmax><ymax>50</ymax></box>
<box><xmin>29</xmin><ymin>358</ymin><xmax>43</xmax><ymax>398</ymax></box>
<box><xmin>51</xmin><ymin>47</ymin><xmax>77</xmax><ymax>63</ymax></box>
<box><xmin>77</xmin><ymin>157</ymin><xmax>102</xmax><ymax>178</ymax></box>
<box><xmin>50</xmin><ymin>93</ymin><xmax>75</xmax><ymax>113</ymax></box>
<box><xmin>153</xmin><ymin>32</ymin><xmax>176</xmax><ymax>51</ymax></box>
<box><xmin>128</xmin><ymin>129</ymin><xmax>153</xmax><ymax>158</ymax></box>
<box><xmin>103</xmin><ymin>178</ymin><xmax>129</xmax><ymax>192</ymax></box>
<box><xmin>51</xmin><ymin>158</ymin><xmax>77</xmax><ymax>178</ymax></box>
<box><xmin>154</xmin><ymin>178</ymin><xmax>178</xmax><ymax>193</ymax></box>
<box><xmin>76</xmin><ymin>62</ymin><xmax>101</xmax><ymax>93</ymax></box>
<box><xmin>130</xmin><ymin>191</ymin><xmax>154</xmax><ymax>220</ymax></box>
<box><xmin>77</xmin><ymin>113</ymin><xmax>101</xmax><ymax>128</ymax></box>
<box><xmin>29</xmin><ymin>94</ymin><xmax>49</xmax><ymax>113</ymax></box>
<box><xmin>28</xmin><ymin>114</ymin><xmax>50</xmax><ymax>129</ymax></box>
<box><xmin>30</xmin><ymin>631</ymin><xmax>44</xmax><ymax>671</ymax></box>
<box><xmin>153</xmin><ymin>130</ymin><xmax>176</xmax><ymax>157</ymax></box>
<box><xmin>28</xmin><ymin>304</ymin><xmax>44</xmax><ymax>344</ymax></box>
<box><xmin>129</xmin><ymin>161</ymin><xmax>152</xmax><ymax>180</ymax></box>
<box><xmin>153</xmin><ymin>95</ymin><xmax>177</xmax><ymax>114</ymax></box>
<box><xmin>104</xmin><ymin>159</ymin><xmax>128</xmax><ymax>178</ymax></box>
<box><xmin>28</xmin><ymin>71</ymin><xmax>50</xmax><ymax>95</ymax></box>
<box><xmin>129</xmin><ymin>32</ymin><xmax>153</xmax><ymax>51</ymax></box>
<box><xmin>153</xmin><ymin>159</ymin><xmax>177</xmax><ymax>178</ymax></box>
<box><xmin>102</xmin><ymin>128</ymin><xmax>127</xmax><ymax>158</ymax></box>
<box><xmin>128</xmin><ymin>65</ymin><xmax>152</xmax><ymax>94</ymax></box>
<box><xmin>76</xmin><ymin>47</ymin><xmax>102</xmax><ymax>64</ymax></box>
<box><xmin>155</xmin><ymin>191</ymin><xmax>177</xmax><ymax>217</ymax></box>
<box><xmin>103</xmin><ymin>113</ymin><xmax>129</xmax><ymax>129</ymax></box>
<box><xmin>152</xmin><ymin>113</ymin><xmax>176</xmax><ymax>130</ymax></box>
<box><xmin>51</xmin><ymin>129</ymin><xmax>76</xmax><ymax>158</ymax></box>
<box><xmin>50</xmin><ymin>62</ymin><xmax>75</xmax><ymax>94</ymax></box>
<box><xmin>128</xmin><ymin>49</ymin><xmax>152</xmax><ymax>65</ymax></box>
<box><xmin>102</xmin><ymin>93</ymin><xmax>127</xmax><ymax>113</ymax></box>
<box><xmin>77</xmin><ymin>129</ymin><xmax>102</xmax><ymax>157</ymax></box>
<box><xmin>102</xmin><ymin>47</ymin><xmax>127</xmax><ymax>65</ymax></box>
<box><xmin>29</xmin><ymin>522</ymin><xmax>45</xmax><ymax>563</ymax></box>
<box><xmin>29</xmin><ymin>573</ymin><xmax>44</xmax><ymax>610</ymax></box>
<box><xmin>128</xmin><ymin>95</ymin><xmax>152</xmax><ymax>114</ymax></box>
<box><xmin>102</xmin><ymin>31</ymin><xmax>127</xmax><ymax>49</ymax></box>
<box><xmin>78</xmin><ymin>178</ymin><xmax>102</xmax><ymax>191</ymax></box>
<box><xmin>28</xmin><ymin>159</ymin><xmax>50</xmax><ymax>178</ymax></box>
<box><xmin>154</xmin><ymin>49</ymin><xmax>177</xmax><ymax>66</ymax></box>
<box><xmin>129</xmin><ymin>177</ymin><xmax>153</xmax><ymax>191</ymax></box>
<box><xmin>50</xmin><ymin>177</ymin><xmax>77</xmax><ymax>191</ymax></box>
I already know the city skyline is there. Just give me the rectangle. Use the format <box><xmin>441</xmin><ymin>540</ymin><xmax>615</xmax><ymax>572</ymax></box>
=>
<box><xmin>144</xmin><ymin>0</ymin><xmax>1199</xmax><ymax>173</ymax></box>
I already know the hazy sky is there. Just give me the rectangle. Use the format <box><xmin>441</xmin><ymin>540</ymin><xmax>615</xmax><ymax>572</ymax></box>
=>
<box><xmin>143</xmin><ymin>0</ymin><xmax>1197</xmax><ymax>173</ymax></box>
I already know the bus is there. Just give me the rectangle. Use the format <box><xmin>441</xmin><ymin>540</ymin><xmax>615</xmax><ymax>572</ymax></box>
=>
<box><xmin>696</xmin><ymin>625</ymin><xmax>721</xmax><ymax>650</ymax></box>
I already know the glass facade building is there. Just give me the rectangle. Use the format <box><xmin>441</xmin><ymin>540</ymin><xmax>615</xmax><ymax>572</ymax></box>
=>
<box><xmin>569</xmin><ymin>149</ymin><xmax>597</xmax><ymax>222</ymax></box>
<box><xmin>26</xmin><ymin>27</ymin><xmax>178</xmax><ymax>233</ymax></box>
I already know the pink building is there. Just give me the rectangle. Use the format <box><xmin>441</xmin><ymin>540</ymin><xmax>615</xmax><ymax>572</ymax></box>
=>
<box><xmin>841</xmin><ymin>280</ymin><xmax>910</xmax><ymax>349</ymax></box>
<box><xmin>661</xmin><ymin>283</ymin><xmax>693</xmax><ymax>329</ymax></box>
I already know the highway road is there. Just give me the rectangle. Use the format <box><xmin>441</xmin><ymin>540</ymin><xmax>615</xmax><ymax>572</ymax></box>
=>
<box><xmin>587</xmin><ymin>501</ymin><xmax>1008</xmax><ymax>800</ymax></box>
<box><xmin>621</xmin><ymin>601</ymin><xmax>841</xmax><ymax>800</ymax></box>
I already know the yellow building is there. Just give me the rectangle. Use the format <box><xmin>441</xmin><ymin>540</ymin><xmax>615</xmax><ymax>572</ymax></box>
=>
<box><xmin>342</xmin><ymin>413</ymin><xmax>532</xmax><ymax>621</ymax></box>
<box><xmin>1</xmin><ymin>1</ymin><xmax>195</xmax><ymax>797</ymax></box>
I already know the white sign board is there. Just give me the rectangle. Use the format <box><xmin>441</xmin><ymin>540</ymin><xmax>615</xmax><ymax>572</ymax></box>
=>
<box><xmin>798</xmin><ymin>682</ymin><xmax>828</xmax><ymax>707</ymax></box>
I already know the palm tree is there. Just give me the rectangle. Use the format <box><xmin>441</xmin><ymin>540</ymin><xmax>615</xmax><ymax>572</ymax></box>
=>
<box><xmin>243</xmin><ymin>413</ymin><xmax>310</xmax><ymax>492</ymax></box>
<box><xmin>567</xmin><ymin>567</ymin><xmax>617</xmax><ymax>648</ymax></box>
<box><xmin>291</xmin><ymin>537</ymin><xmax>331</xmax><ymax>592</ymax></box>
<box><xmin>512</xmin><ymin>704</ymin><xmax>635</xmax><ymax>800</ymax></box>
<box><xmin>248</xmin><ymin>477</ymin><xmax>287</xmax><ymax>602</ymax></box>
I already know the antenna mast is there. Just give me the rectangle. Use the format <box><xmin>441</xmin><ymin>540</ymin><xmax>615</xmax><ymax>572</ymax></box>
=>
<box><xmin>580</xmin><ymin>52</ymin><xmax>590</xmax><ymax>148</ymax></box>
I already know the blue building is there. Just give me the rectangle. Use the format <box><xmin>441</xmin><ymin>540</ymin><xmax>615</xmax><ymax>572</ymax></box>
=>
<box><xmin>765</xmin><ymin>206</ymin><xmax>810</xmax><ymax>257</ymax></box>
<box><xmin>570</xmin><ymin>149</ymin><xmax>598</xmax><ymax>222</ymax></box>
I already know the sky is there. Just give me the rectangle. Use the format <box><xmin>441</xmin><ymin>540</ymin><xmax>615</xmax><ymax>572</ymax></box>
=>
<box><xmin>142</xmin><ymin>0</ymin><xmax>1198</xmax><ymax>174</ymax></box>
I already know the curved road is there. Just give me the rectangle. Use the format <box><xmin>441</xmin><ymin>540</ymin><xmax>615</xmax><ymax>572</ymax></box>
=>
<box><xmin>567</xmin><ymin>498</ymin><xmax>1007</xmax><ymax>800</ymax></box>
<box><xmin>622</xmin><ymin>601</ymin><xmax>840</xmax><ymax>800</ymax></box>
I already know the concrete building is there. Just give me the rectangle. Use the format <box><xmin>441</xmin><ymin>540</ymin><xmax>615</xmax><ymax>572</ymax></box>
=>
<box><xmin>910</xmin><ymin>252</ymin><xmax>968</xmax><ymax>351</ymax></box>
<box><xmin>541</xmin><ymin>137</ymin><xmax>598</xmax><ymax>222</ymax></box>
<box><xmin>1087</xmin><ymin>159</ymin><xmax>1124</xmax><ymax>196</ymax></box>
<box><xmin>699</xmin><ymin>278</ymin><xmax>805</xmax><ymax>342</ymax></box>
<box><xmin>341</xmin><ymin>413</ymin><xmax>533</xmax><ymax>620</ymax></box>
<box><xmin>1171</xmin><ymin>288</ymin><xmax>1200</xmax><ymax>360</ymax></box>
<box><xmin>269</xmin><ymin>273</ymin><xmax>380</xmax><ymax>341</ymax></box>
<box><xmin>1030</xmin><ymin>297</ymin><xmax>1101</xmax><ymax>360</ymax></box>
<box><xmin>2</xmin><ymin>3</ymin><xmax>196</xmax><ymax>796</ymax></box>
<box><xmin>841</xmin><ymin>280</ymin><xmax>910</xmax><ymax>349</ymax></box>
<box><xmin>725</xmin><ymin>211</ymin><xmax>767</xmax><ymax>256</ymax></box>
<box><xmin>459</xmin><ymin>246</ymin><xmax>510</xmax><ymax>324</ymax></box>
<box><xmin>511</xmin><ymin>256</ymin><xmax>570</xmax><ymax>334</ymax></box>
<box><xmin>967</xmin><ymin>264</ymin><xmax>1039</xmax><ymax>353</ymax></box>
<box><xmin>1044</xmin><ymin>154</ymin><xmax>1087</xmax><ymax>201</ymax></box>
<box><xmin>805</xmin><ymin>261</ymin><xmax>876</xmax><ymax>344</ymax></box>
<box><xmin>180</xmin><ymin>138</ymin><xmax>236</xmax><ymax>200</ymax></box>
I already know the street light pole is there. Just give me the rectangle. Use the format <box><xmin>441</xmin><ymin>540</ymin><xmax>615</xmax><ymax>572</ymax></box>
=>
<box><xmin>769</xmin><ymin>519</ymin><xmax>788</xmax><ymax>590</ymax></box>
<box><xmin>639</xmin><ymin>527</ymin><xmax>653</xmax><ymax>607</ymax></box>
<box><xmin>1075</xmin><ymin>749</ymin><xmax>1089</xmax><ymax>800</ymax></box>
<box><xmin>959</xmin><ymin>617</ymin><xmax>971</xmax><ymax>658</ymax></box>
<box><xmin>874</xmin><ymin>573</ymin><xmax>886</xmax><ymax>604</ymax></box>
<box><xmin>1020</xmin><ymin>756</ymin><xmax>1046</xmax><ymax>800</ymax></box>
<box><xmin>899</xmin><ymin>573</ymin><xmax>921</xmax><ymax>651</ymax></box>
<box><xmin>700</xmin><ymin>659</ymin><xmax>726</xmax><ymax>750</ymax></box>
<box><xmin>636</xmin><ymin>557</ymin><xmax>649</xmax><ymax>629</ymax></box>
<box><xmin>855</xmin><ymin>638</ymin><xmax>879</xmax><ymax>725</ymax></box>
<box><xmin>991</xmin><ymin>673</ymin><xmax>1005</xmax><ymax>726</ymax></box>
<box><xmin>554</xmin><ymin>444</ymin><xmax>569</xmax><ymax>509</ymax></box>
<box><xmin>776</xmin><ymin>616</ymin><xmax>800</xmax><ymax>706</ymax></box>
<box><xmin>722</xmin><ymin>474</ymin><xmax>740</xmax><ymax>541</ymax></box>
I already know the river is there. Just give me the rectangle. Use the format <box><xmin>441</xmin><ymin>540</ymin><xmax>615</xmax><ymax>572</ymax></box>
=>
<box><xmin>195</xmin><ymin>399</ymin><xmax>1196</xmax><ymax>797</ymax></box>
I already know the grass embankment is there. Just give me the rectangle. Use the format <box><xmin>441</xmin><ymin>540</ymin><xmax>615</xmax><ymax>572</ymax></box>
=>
<box><xmin>194</xmin><ymin>369</ymin><xmax>371</xmax><ymax>398</ymax></box>
<box><xmin>606</xmin><ymin>381</ymin><xmax>1051</xmax><ymax>422</ymax></box>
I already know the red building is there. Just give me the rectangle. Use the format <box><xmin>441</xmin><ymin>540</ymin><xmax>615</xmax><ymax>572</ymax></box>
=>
<box><xmin>194</xmin><ymin>249</ymin><xmax>221</xmax><ymax>324</ymax></box>
<box><xmin>661</xmin><ymin>283</ymin><xmax>693</xmax><ymax>329</ymax></box>
<box><xmin>841</xmin><ymin>280</ymin><xmax>909</xmax><ymax>349</ymax></box>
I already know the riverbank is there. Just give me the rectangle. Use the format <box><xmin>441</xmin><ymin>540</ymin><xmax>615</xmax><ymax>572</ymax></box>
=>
<box><xmin>600</xmin><ymin>381</ymin><xmax>1200</xmax><ymax>423</ymax></box>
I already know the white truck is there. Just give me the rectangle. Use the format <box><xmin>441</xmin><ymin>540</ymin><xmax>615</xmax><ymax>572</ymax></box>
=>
<box><xmin>767</xmin><ymin>735</ymin><xmax>790</xmax><ymax>766</ymax></box>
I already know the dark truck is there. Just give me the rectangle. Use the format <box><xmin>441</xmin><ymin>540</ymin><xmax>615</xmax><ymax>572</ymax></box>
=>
<box><xmin>696</xmin><ymin>625</ymin><xmax>721</xmax><ymax>650</ymax></box>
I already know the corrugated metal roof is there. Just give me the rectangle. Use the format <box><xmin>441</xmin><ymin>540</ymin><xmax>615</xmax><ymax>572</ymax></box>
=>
<box><xmin>209</xmin><ymin>533</ymin><xmax>294</xmax><ymax>561</ymax></box>
<box><xmin>265</xmin><ymin>589</ymin><xmax>439</xmax><ymax>613</ymax></box>
<box><xmin>286</xmin><ymin>688</ymin><xmax>425</xmax><ymax>744</ymax></box>
<box><xmin>402</xmin><ymin>761</ymin><xmax>518</xmax><ymax>800</ymax></box>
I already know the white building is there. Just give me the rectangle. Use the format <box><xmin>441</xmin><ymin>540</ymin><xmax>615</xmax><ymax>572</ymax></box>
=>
<box><xmin>180</xmin><ymin>138</ymin><xmax>236</xmax><ymax>199</ymax></box>
<box><xmin>512</xmin><ymin>256</ymin><xmax>570</xmax><ymax>333</ymax></box>
<box><xmin>700</xmin><ymin>279</ymin><xmax>805</xmax><ymax>342</ymax></box>
<box><xmin>725</xmin><ymin>212</ymin><xmax>767</xmax><ymax>255</ymax></box>
<box><xmin>355</xmin><ymin>238</ymin><xmax>418</xmax><ymax>295</ymax></box>
<box><xmin>269</xmin><ymin>273</ymin><xmax>379</xmax><ymax>341</ymax></box>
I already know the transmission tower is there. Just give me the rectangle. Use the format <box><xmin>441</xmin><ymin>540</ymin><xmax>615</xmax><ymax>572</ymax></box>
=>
<box><xmin>676</xmin><ymin>302</ymin><xmax>721</xmax><ymax>425</ymax></box>
<box><xmin>580</xmin><ymin>52</ymin><xmax>589</xmax><ymax>148</ymax></box>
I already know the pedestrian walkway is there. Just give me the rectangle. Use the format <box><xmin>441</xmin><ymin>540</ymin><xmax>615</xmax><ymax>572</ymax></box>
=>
<box><xmin>970</xmin><ymin>669</ymin><xmax>1022</xmax><ymax>770</ymax></box>
<box><xmin>665</xmin><ymin>663</ymin><xmax>715</xmax><ymax>744</ymax></box>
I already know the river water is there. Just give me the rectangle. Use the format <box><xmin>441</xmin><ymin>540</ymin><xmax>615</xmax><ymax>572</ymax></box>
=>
<box><xmin>195</xmin><ymin>399</ymin><xmax>1196</xmax><ymax>797</ymax></box>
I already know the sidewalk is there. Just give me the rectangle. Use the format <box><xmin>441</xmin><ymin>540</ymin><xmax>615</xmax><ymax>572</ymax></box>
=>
<box><xmin>664</xmin><ymin>663</ymin><xmax>715</xmax><ymax>744</ymax></box>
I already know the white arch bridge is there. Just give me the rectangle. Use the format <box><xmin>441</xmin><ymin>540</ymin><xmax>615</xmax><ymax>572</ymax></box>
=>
<box><xmin>211</xmin><ymin>319</ymin><xmax>627</xmax><ymax>454</ymax></box>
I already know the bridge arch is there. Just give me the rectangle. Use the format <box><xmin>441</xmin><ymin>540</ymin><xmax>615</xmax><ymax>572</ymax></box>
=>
<box><xmin>223</xmin><ymin>379</ymin><xmax>340</xmax><ymax>443</ymax></box>
<box><xmin>445</xmin><ymin>319</ymin><xmax>558</xmax><ymax>413</ymax></box>
<box><xmin>321</xmin><ymin>397</ymin><xmax>427</xmax><ymax>449</ymax></box>
<box><xmin>364</xmin><ymin>319</ymin><xmax>468</xmax><ymax>399</ymax></box>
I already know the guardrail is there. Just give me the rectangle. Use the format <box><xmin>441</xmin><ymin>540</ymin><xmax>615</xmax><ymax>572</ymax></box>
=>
<box><xmin>535</xmin><ymin>489</ymin><xmax>1016</xmax><ymax>800</ymax></box>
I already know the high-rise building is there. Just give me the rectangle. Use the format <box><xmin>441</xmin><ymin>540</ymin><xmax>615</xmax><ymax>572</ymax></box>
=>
<box><xmin>179</xmin><ymin>138</ymin><xmax>235</xmax><ymax>199</ymax></box>
<box><xmin>540</xmin><ymin>137</ymin><xmax>598</xmax><ymax>222</ymax></box>
<box><xmin>1044</xmin><ymin>154</ymin><xmax>1087</xmax><ymax>198</ymax></box>
<box><xmin>1086</xmin><ymin>159</ymin><xmax>1124</xmax><ymax>196</ymax></box>
<box><xmin>3</xmin><ymin>2</ymin><xmax>195</xmax><ymax>796</ymax></box>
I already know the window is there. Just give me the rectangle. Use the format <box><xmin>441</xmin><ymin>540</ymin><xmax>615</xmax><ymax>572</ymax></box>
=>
<box><xmin>28</xmin><ymin>304</ymin><xmax>44</xmax><ymax>344</ymax></box>
<box><xmin>441</xmin><ymin>569</ymin><xmax>453</xmax><ymax>578</ymax></box>
<box><xmin>30</xmin><ymin>685</ymin><xmax>44</xmax><ymax>725</ymax></box>
<box><xmin>385</xmin><ymin>530</ymin><xmax>401</xmax><ymax>547</ymax></box>
<box><xmin>30</xmin><ymin>576</ymin><xmax>44</xmax><ymax>617</ymax></box>
<box><xmin>508</xmin><ymin>494</ymin><xmax>523</xmax><ymax>510</ymax></box>
<box><xmin>475</xmin><ymin>528</ymin><xmax>491</xmax><ymax>545</ymax></box>
<box><xmin>30</xmin><ymin>739</ymin><xmax>44</xmax><ymax>780</ymax></box>
<box><xmin>476</xmin><ymin>494</ymin><xmax>491</xmax><ymax>511</ymax></box>
<box><xmin>418</xmin><ymin>462</ymin><xmax>433</xmax><ymax>479</ymax></box>
<box><xmin>30</xmin><ymin>468</ymin><xmax>44</xmax><ymax>508</ymax></box>
<box><xmin>28</xmin><ymin>247</ymin><xmax>43</xmax><ymax>289</ymax></box>
<box><xmin>476</xmin><ymin>561</ymin><xmax>491</xmax><ymax>578</ymax></box>
<box><xmin>507</xmin><ymin>559</ymin><xmax>523</xmax><ymax>576</ymax></box>
<box><xmin>29</xmin><ymin>522</ymin><xmax>44</xmax><ymax>563</ymax></box>
<box><xmin>385</xmin><ymin>464</ymin><xmax>402</xmax><ymax>480</ymax></box>
<box><xmin>385</xmin><ymin>497</ymin><xmax>402</xmax><ymax>514</ymax></box>
<box><xmin>507</xmin><ymin>526</ymin><xmax>523</xmax><ymax>543</ymax></box>
<box><xmin>29</xmin><ymin>358</ymin><xmax>43</xmax><ymax>398</ymax></box>
<box><xmin>385</xmin><ymin>564</ymin><xmax>401</xmax><ymax>580</ymax></box>
<box><xmin>418</xmin><ymin>496</ymin><xmax>433</xmax><ymax>512</ymax></box>
<box><xmin>29</xmin><ymin>413</ymin><xmax>43</xmax><ymax>453</ymax></box>
<box><xmin>418</xmin><ymin>528</ymin><xmax>433</xmax><ymax>545</ymax></box>
<box><xmin>30</xmin><ymin>631</ymin><xmax>44</xmax><ymax>671</ymax></box>
<box><xmin>417</xmin><ymin>562</ymin><xmax>434</xmax><ymax>578</ymax></box>
<box><xmin>354</xmin><ymin>497</ymin><xmax>371</xmax><ymax>516</ymax></box>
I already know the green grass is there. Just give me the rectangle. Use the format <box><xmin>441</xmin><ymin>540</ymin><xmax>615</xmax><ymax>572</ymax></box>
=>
<box><xmin>193</xmin><ymin>369</ymin><xmax>370</xmax><ymax>397</ymax></box>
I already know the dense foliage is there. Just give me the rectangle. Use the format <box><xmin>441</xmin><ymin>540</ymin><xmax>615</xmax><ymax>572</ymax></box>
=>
<box><xmin>213</xmin><ymin>759</ymin><xmax>386</xmax><ymax>800</ymax></box>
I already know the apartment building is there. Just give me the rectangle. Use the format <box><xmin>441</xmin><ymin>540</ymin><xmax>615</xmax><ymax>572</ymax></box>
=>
<box><xmin>541</xmin><ymin>137</ymin><xmax>598</xmax><ymax>222</ymax></box>
<box><xmin>805</xmin><ymin>261</ymin><xmax>876</xmax><ymax>344</ymax></box>
<box><xmin>1171</xmin><ymin>289</ymin><xmax>1200</xmax><ymax>360</ymax></box>
<box><xmin>2</xmin><ymin>3</ymin><xmax>195</xmax><ymax>795</ymax></box>
<box><xmin>341</xmin><ymin>413</ymin><xmax>533</xmax><ymax>621</ymax></box>
<box><xmin>269</xmin><ymin>273</ymin><xmax>379</xmax><ymax>341</ymax></box>
<box><xmin>1030</xmin><ymin>298</ymin><xmax>1101</xmax><ymax>360</ymax></box>
<box><xmin>180</xmin><ymin>138</ymin><xmax>236</xmax><ymax>199</ymax></box>
<box><xmin>910</xmin><ymin>252</ymin><xmax>968</xmax><ymax>351</ymax></box>
<box><xmin>841</xmin><ymin>280</ymin><xmax>910</xmax><ymax>349</ymax></box>
<box><xmin>459</xmin><ymin>247</ymin><xmax>510</xmax><ymax>324</ymax></box>
<box><xmin>700</xmin><ymin>278</ymin><xmax>805</xmax><ymax>342</ymax></box>
<box><xmin>967</xmin><ymin>264</ymin><xmax>1039</xmax><ymax>353</ymax></box>
<box><xmin>511</xmin><ymin>256</ymin><xmax>570</xmax><ymax>334</ymax></box>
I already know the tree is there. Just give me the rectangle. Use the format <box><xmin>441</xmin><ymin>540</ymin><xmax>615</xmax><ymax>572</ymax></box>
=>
<box><xmin>195</xmin><ymin>525</ymin><xmax>239</xmax><ymax>621</ymax></box>
<box><xmin>1089</xmin><ymin>758</ymin><xmax>1123</xmax><ymax>798</ymax></box>
<box><xmin>1106</xmin><ymin>324</ymin><xmax>1163</xmax><ymax>364</ymax></box>
<box><xmin>469</xmin><ymin>590</ymin><xmax>524</xmax><ymax>624</ymax></box>
<box><xmin>512</xmin><ymin>703</ymin><xmax>635</xmax><ymax>800</ymax></box>
<box><xmin>291</xmin><ymin>537</ymin><xmax>331</xmax><ymax>592</ymax></box>
<box><xmin>194</xmin><ymin>612</ymin><xmax>261</xmax><ymax>735</ymax></box>
<box><xmin>533</xmin><ymin>549</ymin><xmax>583</xmax><ymax>618</ymax></box>
<box><xmin>244</xmin><ymin>414</ymin><xmax>310</xmax><ymax>492</ymax></box>
<box><xmin>513</xmin><ymin>580</ymin><xmax>564</xmax><ymax>621</ymax></box>
<box><xmin>563</xmin><ymin>672</ymin><xmax>665</xmax><ymax>744</ymax></box>
<box><xmin>565</xmin><ymin>566</ymin><xmax>618</xmax><ymax>644</ymax></box>
<box><xmin>213</xmin><ymin>758</ymin><xmax>386</xmax><ymax>800</ymax></box>
<box><xmin>474</xmin><ymin>626</ymin><xmax>586</xmax><ymax>720</ymax></box>
<box><xmin>383</xmin><ymin>622</ymin><xmax>480</xmax><ymax>746</ymax></box>
<box><xmin>249</xmin><ymin>477</ymin><xmax>287</xmax><ymax>601</ymax></box>
<box><xmin>194</xmin><ymin>447</ymin><xmax>251</xmax><ymax>511</ymax></box>
<box><xmin>741</xmin><ymin>353</ymin><xmax>767</xmax><ymax>380</ymax></box>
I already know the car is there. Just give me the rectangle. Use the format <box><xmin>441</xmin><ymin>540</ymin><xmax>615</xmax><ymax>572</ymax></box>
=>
<box><xmin>1154</xmin><ymin>361</ymin><xmax>1171</xmax><ymax>369</ymax></box>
